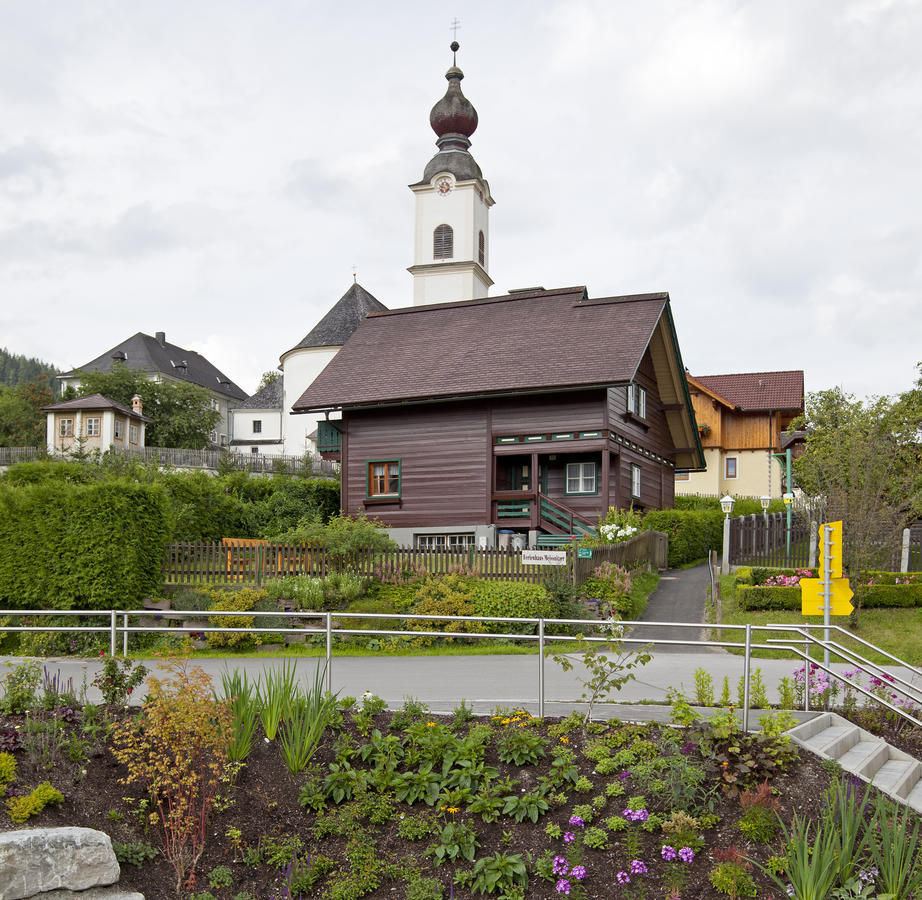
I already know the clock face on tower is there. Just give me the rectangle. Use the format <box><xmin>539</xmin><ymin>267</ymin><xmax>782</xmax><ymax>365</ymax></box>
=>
<box><xmin>436</xmin><ymin>176</ymin><xmax>453</xmax><ymax>196</ymax></box>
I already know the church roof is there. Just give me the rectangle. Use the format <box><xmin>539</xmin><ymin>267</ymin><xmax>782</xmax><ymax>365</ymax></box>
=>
<box><xmin>237</xmin><ymin>378</ymin><xmax>283</xmax><ymax>410</ymax></box>
<box><xmin>60</xmin><ymin>332</ymin><xmax>247</xmax><ymax>400</ymax></box>
<box><xmin>282</xmin><ymin>283</ymin><xmax>387</xmax><ymax>357</ymax></box>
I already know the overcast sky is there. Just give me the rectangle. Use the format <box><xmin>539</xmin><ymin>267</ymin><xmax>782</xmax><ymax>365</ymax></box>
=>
<box><xmin>2</xmin><ymin>0</ymin><xmax>920</xmax><ymax>400</ymax></box>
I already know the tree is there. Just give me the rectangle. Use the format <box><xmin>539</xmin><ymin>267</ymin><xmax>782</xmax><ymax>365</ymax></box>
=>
<box><xmin>0</xmin><ymin>379</ymin><xmax>54</xmax><ymax>446</ymax></box>
<box><xmin>792</xmin><ymin>381</ymin><xmax>922</xmax><ymax>608</ymax></box>
<box><xmin>73</xmin><ymin>366</ymin><xmax>221</xmax><ymax>449</ymax></box>
<box><xmin>256</xmin><ymin>370</ymin><xmax>282</xmax><ymax>393</ymax></box>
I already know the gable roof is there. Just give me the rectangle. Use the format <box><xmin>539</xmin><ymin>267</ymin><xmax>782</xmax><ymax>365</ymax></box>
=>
<box><xmin>42</xmin><ymin>393</ymin><xmax>151</xmax><ymax>422</ymax></box>
<box><xmin>60</xmin><ymin>332</ymin><xmax>247</xmax><ymax>401</ymax></box>
<box><xmin>293</xmin><ymin>285</ymin><xmax>705</xmax><ymax>470</ymax></box>
<box><xmin>237</xmin><ymin>378</ymin><xmax>283</xmax><ymax>410</ymax></box>
<box><xmin>282</xmin><ymin>282</ymin><xmax>388</xmax><ymax>358</ymax></box>
<box><xmin>691</xmin><ymin>371</ymin><xmax>804</xmax><ymax>412</ymax></box>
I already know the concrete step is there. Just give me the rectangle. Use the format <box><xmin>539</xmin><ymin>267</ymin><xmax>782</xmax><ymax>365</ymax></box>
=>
<box><xmin>787</xmin><ymin>710</ymin><xmax>922</xmax><ymax>813</ymax></box>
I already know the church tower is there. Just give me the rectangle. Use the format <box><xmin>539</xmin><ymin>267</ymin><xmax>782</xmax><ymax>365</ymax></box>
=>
<box><xmin>408</xmin><ymin>42</ymin><xmax>494</xmax><ymax>306</ymax></box>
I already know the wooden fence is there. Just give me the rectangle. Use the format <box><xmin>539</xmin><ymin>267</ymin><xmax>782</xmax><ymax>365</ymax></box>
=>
<box><xmin>729</xmin><ymin>514</ymin><xmax>922</xmax><ymax>571</ymax></box>
<box><xmin>163</xmin><ymin>530</ymin><xmax>670</xmax><ymax>588</ymax></box>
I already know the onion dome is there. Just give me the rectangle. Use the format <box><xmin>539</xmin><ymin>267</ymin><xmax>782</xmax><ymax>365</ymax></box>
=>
<box><xmin>429</xmin><ymin>42</ymin><xmax>478</xmax><ymax>149</ymax></box>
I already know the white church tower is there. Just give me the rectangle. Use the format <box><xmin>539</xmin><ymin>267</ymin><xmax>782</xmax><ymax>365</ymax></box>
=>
<box><xmin>408</xmin><ymin>42</ymin><xmax>494</xmax><ymax>306</ymax></box>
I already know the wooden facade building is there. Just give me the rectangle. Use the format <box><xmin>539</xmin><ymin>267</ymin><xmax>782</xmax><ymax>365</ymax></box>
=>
<box><xmin>293</xmin><ymin>286</ymin><xmax>704</xmax><ymax>549</ymax></box>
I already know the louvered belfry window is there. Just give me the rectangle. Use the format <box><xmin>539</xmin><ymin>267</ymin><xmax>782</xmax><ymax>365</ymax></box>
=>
<box><xmin>478</xmin><ymin>230</ymin><xmax>485</xmax><ymax>265</ymax></box>
<box><xmin>433</xmin><ymin>224</ymin><xmax>453</xmax><ymax>259</ymax></box>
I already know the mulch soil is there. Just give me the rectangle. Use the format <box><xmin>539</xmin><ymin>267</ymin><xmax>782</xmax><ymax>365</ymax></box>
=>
<box><xmin>0</xmin><ymin>704</ymin><xmax>879</xmax><ymax>900</ymax></box>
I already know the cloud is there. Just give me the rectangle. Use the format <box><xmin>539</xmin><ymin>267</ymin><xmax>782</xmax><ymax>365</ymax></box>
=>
<box><xmin>0</xmin><ymin>140</ymin><xmax>60</xmax><ymax>196</ymax></box>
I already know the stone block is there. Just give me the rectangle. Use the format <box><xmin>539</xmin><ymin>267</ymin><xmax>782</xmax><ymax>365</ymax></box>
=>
<box><xmin>0</xmin><ymin>827</ymin><xmax>121</xmax><ymax>900</ymax></box>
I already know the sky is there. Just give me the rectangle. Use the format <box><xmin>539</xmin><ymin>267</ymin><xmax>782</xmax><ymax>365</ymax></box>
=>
<box><xmin>1</xmin><ymin>0</ymin><xmax>920</xmax><ymax>400</ymax></box>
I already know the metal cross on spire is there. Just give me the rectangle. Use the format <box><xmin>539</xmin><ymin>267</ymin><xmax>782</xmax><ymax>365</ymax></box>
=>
<box><xmin>450</xmin><ymin>18</ymin><xmax>461</xmax><ymax>40</ymax></box>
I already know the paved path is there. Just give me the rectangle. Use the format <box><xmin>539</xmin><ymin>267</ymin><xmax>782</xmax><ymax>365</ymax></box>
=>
<box><xmin>628</xmin><ymin>561</ymin><xmax>712</xmax><ymax>652</ymax></box>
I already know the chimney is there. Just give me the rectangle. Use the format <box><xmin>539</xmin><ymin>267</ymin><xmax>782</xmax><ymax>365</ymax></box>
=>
<box><xmin>155</xmin><ymin>331</ymin><xmax>166</xmax><ymax>345</ymax></box>
<box><xmin>111</xmin><ymin>350</ymin><xmax>127</xmax><ymax>363</ymax></box>
<box><xmin>132</xmin><ymin>394</ymin><xmax>143</xmax><ymax>415</ymax></box>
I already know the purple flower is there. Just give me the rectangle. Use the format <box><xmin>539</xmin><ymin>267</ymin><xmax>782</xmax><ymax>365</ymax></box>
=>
<box><xmin>552</xmin><ymin>856</ymin><xmax>569</xmax><ymax>876</ymax></box>
<box><xmin>563</xmin><ymin>832</ymin><xmax>575</xmax><ymax>843</ymax></box>
<box><xmin>630</xmin><ymin>859</ymin><xmax>648</xmax><ymax>875</ymax></box>
<box><xmin>661</xmin><ymin>845</ymin><xmax>677</xmax><ymax>860</ymax></box>
<box><xmin>555</xmin><ymin>879</ymin><xmax>571</xmax><ymax>895</ymax></box>
<box><xmin>679</xmin><ymin>846</ymin><xmax>695</xmax><ymax>863</ymax></box>
<box><xmin>619</xmin><ymin>772</ymin><xmax>631</xmax><ymax>779</ymax></box>
<box><xmin>568</xmin><ymin>815</ymin><xmax>585</xmax><ymax>828</ymax></box>
<box><xmin>571</xmin><ymin>865</ymin><xmax>586</xmax><ymax>881</ymax></box>
<box><xmin>616</xmin><ymin>871</ymin><xmax>630</xmax><ymax>885</ymax></box>
<box><xmin>622</xmin><ymin>808</ymin><xmax>649</xmax><ymax>822</ymax></box>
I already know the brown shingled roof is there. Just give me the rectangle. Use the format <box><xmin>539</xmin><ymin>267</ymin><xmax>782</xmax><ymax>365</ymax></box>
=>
<box><xmin>691</xmin><ymin>371</ymin><xmax>804</xmax><ymax>411</ymax></box>
<box><xmin>293</xmin><ymin>287</ymin><xmax>669</xmax><ymax>410</ymax></box>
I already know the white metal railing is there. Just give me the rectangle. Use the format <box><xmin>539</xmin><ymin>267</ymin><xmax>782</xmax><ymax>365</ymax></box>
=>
<box><xmin>2</xmin><ymin>610</ymin><xmax>920</xmax><ymax>730</ymax></box>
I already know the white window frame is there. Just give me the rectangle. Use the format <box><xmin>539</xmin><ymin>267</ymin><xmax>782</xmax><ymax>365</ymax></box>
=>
<box><xmin>85</xmin><ymin>417</ymin><xmax>100</xmax><ymax>437</ymax></box>
<box><xmin>725</xmin><ymin>456</ymin><xmax>738</xmax><ymax>479</ymax></box>
<box><xmin>631</xmin><ymin>464</ymin><xmax>642</xmax><ymax>499</ymax></box>
<box><xmin>565</xmin><ymin>461</ymin><xmax>597</xmax><ymax>495</ymax></box>
<box><xmin>59</xmin><ymin>418</ymin><xmax>73</xmax><ymax>437</ymax></box>
<box><xmin>626</xmin><ymin>383</ymin><xmax>647</xmax><ymax>418</ymax></box>
<box><xmin>129</xmin><ymin>424</ymin><xmax>139</xmax><ymax>444</ymax></box>
<box><xmin>114</xmin><ymin>419</ymin><xmax>124</xmax><ymax>440</ymax></box>
<box><xmin>415</xmin><ymin>533</ymin><xmax>475</xmax><ymax>550</ymax></box>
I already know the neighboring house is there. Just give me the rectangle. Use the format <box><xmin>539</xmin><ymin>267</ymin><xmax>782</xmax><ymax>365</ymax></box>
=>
<box><xmin>293</xmin><ymin>285</ymin><xmax>704</xmax><ymax>548</ymax></box>
<box><xmin>677</xmin><ymin>370</ymin><xmax>805</xmax><ymax>498</ymax></box>
<box><xmin>229</xmin><ymin>378</ymin><xmax>284</xmax><ymax>456</ymax></box>
<box><xmin>57</xmin><ymin>331</ymin><xmax>247</xmax><ymax>445</ymax></box>
<box><xmin>277</xmin><ymin>282</ymin><xmax>387</xmax><ymax>455</ymax></box>
<box><xmin>43</xmin><ymin>393</ymin><xmax>150</xmax><ymax>455</ymax></box>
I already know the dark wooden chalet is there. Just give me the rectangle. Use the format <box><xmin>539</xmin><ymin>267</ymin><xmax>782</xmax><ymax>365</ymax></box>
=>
<box><xmin>293</xmin><ymin>286</ymin><xmax>704</xmax><ymax>548</ymax></box>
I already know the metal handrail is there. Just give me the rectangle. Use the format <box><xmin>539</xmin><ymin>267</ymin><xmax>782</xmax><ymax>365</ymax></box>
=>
<box><xmin>2</xmin><ymin>609</ymin><xmax>919</xmax><ymax>728</ymax></box>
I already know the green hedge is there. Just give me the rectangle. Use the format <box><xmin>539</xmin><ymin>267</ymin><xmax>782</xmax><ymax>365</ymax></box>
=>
<box><xmin>0</xmin><ymin>480</ymin><xmax>170</xmax><ymax>610</ymax></box>
<box><xmin>642</xmin><ymin>509</ymin><xmax>723</xmax><ymax>567</ymax></box>
<box><xmin>674</xmin><ymin>495</ymin><xmax>786</xmax><ymax>515</ymax></box>
<box><xmin>735</xmin><ymin>567</ymin><xmax>817</xmax><ymax>588</ymax></box>
<box><xmin>737</xmin><ymin>583</ymin><xmax>922</xmax><ymax>611</ymax></box>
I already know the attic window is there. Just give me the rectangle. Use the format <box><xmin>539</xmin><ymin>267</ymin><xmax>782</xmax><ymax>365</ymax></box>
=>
<box><xmin>433</xmin><ymin>224</ymin><xmax>453</xmax><ymax>259</ymax></box>
<box><xmin>478</xmin><ymin>230</ymin><xmax>485</xmax><ymax>266</ymax></box>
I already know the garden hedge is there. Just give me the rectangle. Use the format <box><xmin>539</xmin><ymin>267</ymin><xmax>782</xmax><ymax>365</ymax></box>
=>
<box><xmin>737</xmin><ymin>583</ymin><xmax>922</xmax><ymax>611</ymax></box>
<box><xmin>471</xmin><ymin>581</ymin><xmax>554</xmax><ymax>633</ymax></box>
<box><xmin>0</xmin><ymin>479</ymin><xmax>171</xmax><ymax>610</ymax></box>
<box><xmin>642</xmin><ymin>509</ymin><xmax>723</xmax><ymax>567</ymax></box>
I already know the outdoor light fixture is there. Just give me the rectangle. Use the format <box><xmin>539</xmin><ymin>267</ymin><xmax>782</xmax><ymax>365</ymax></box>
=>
<box><xmin>720</xmin><ymin>495</ymin><xmax>734</xmax><ymax>516</ymax></box>
<box><xmin>760</xmin><ymin>495</ymin><xmax>770</xmax><ymax>512</ymax></box>
<box><xmin>782</xmin><ymin>492</ymin><xmax>794</xmax><ymax>506</ymax></box>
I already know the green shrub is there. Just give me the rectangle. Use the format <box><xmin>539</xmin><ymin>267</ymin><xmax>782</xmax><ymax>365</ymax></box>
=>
<box><xmin>675</xmin><ymin>495</ymin><xmax>785</xmax><ymax>515</ymax></box>
<box><xmin>642</xmin><ymin>509</ymin><xmax>723</xmax><ymax>567</ymax></box>
<box><xmin>471</xmin><ymin>581</ymin><xmax>553</xmax><ymax>633</ymax></box>
<box><xmin>406</xmin><ymin>575</ymin><xmax>479</xmax><ymax>635</ymax></box>
<box><xmin>0</xmin><ymin>479</ymin><xmax>170</xmax><ymax>609</ymax></box>
<box><xmin>580</xmin><ymin>562</ymin><xmax>639</xmax><ymax>617</ymax></box>
<box><xmin>737</xmin><ymin>585</ymin><xmax>800</xmax><ymax>611</ymax></box>
<box><xmin>264</xmin><ymin>573</ymin><xmax>364</xmax><ymax>611</ymax></box>
<box><xmin>0</xmin><ymin>751</ymin><xmax>15</xmax><ymax>796</ymax></box>
<box><xmin>6</xmin><ymin>781</ymin><xmax>64</xmax><ymax>823</ymax></box>
<box><xmin>375</xmin><ymin>583</ymin><xmax>418</xmax><ymax>612</ymax></box>
<box><xmin>206</xmin><ymin>588</ymin><xmax>268</xmax><ymax>648</ymax></box>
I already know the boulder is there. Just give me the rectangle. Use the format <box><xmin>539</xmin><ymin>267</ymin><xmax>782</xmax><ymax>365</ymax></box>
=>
<box><xmin>25</xmin><ymin>890</ymin><xmax>143</xmax><ymax>900</ymax></box>
<box><xmin>0</xmin><ymin>827</ymin><xmax>121</xmax><ymax>900</ymax></box>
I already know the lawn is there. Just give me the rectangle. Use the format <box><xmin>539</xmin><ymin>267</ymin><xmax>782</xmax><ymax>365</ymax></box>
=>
<box><xmin>713</xmin><ymin>575</ymin><xmax>922</xmax><ymax>666</ymax></box>
<box><xmin>6</xmin><ymin>655</ymin><xmax>916</xmax><ymax>900</ymax></box>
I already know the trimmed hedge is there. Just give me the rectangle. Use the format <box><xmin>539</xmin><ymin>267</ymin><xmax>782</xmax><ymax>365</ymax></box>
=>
<box><xmin>0</xmin><ymin>480</ymin><xmax>170</xmax><ymax>610</ymax></box>
<box><xmin>642</xmin><ymin>509</ymin><xmax>723</xmax><ymax>567</ymax></box>
<box><xmin>734</xmin><ymin>567</ymin><xmax>817</xmax><ymax>588</ymax></box>
<box><xmin>737</xmin><ymin>582</ymin><xmax>922</xmax><ymax>611</ymax></box>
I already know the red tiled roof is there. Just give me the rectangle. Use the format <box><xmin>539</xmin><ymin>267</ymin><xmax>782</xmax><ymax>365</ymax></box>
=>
<box><xmin>691</xmin><ymin>371</ymin><xmax>804</xmax><ymax>411</ymax></box>
<box><xmin>293</xmin><ymin>287</ymin><xmax>670</xmax><ymax>410</ymax></box>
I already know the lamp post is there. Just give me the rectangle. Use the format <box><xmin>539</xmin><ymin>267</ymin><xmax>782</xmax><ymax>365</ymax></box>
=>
<box><xmin>782</xmin><ymin>492</ymin><xmax>794</xmax><ymax>563</ymax></box>
<box><xmin>720</xmin><ymin>494</ymin><xmax>734</xmax><ymax>575</ymax></box>
<box><xmin>760</xmin><ymin>495</ymin><xmax>770</xmax><ymax>558</ymax></box>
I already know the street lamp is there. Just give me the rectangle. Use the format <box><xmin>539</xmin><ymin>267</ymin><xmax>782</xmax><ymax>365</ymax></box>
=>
<box><xmin>782</xmin><ymin>492</ymin><xmax>794</xmax><ymax>562</ymax></box>
<box><xmin>720</xmin><ymin>495</ymin><xmax>734</xmax><ymax>574</ymax></box>
<box><xmin>761</xmin><ymin>495</ymin><xmax>770</xmax><ymax>556</ymax></box>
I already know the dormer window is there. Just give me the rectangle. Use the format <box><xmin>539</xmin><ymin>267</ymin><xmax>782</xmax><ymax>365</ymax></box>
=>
<box><xmin>478</xmin><ymin>230</ymin><xmax>485</xmax><ymax>266</ymax></box>
<box><xmin>433</xmin><ymin>224</ymin><xmax>453</xmax><ymax>259</ymax></box>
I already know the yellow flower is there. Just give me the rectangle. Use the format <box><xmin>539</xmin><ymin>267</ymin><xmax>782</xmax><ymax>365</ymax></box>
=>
<box><xmin>501</xmin><ymin>718</ymin><xmax>511</xmax><ymax>725</ymax></box>
<box><xmin>447</xmin><ymin>806</ymin><xmax>460</xmax><ymax>814</ymax></box>
<box><xmin>426</xmin><ymin>721</ymin><xmax>436</xmax><ymax>727</ymax></box>
<box><xmin>560</xmin><ymin>736</ymin><xmax>569</xmax><ymax>744</ymax></box>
